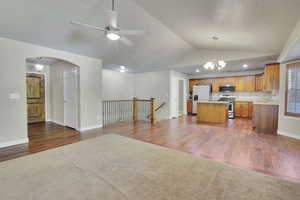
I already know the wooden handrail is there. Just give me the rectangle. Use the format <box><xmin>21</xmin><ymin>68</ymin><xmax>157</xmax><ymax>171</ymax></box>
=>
<box><xmin>103</xmin><ymin>99</ymin><xmax>151</xmax><ymax>102</ymax></box>
<box><xmin>147</xmin><ymin>102</ymin><xmax>166</xmax><ymax>119</ymax></box>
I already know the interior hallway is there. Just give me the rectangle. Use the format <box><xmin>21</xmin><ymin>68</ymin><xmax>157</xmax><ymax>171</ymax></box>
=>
<box><xmin>1</xmin><ymin>116</ymin><xmax>300</xmax><ymax>182</ymax></box>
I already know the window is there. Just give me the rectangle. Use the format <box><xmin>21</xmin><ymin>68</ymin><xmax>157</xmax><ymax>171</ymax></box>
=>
<box><xmin>286</xmin><ymin>62</ymin><xmax>300</xmax><ymax>117</ymax></box>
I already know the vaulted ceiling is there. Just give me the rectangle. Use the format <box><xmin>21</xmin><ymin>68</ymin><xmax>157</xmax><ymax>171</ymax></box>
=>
<box><xmin>1</xmin><ymin>0</ymin><xmax>300</xmax><ymax>73</ymax></box>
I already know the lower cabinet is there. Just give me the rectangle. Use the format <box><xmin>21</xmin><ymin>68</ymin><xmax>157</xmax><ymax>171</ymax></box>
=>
<box><xmin>252</xmin><ymin>104</ymin><xmax>279</xmax><ymax>135</ymax></box>
<box><xmin>187</xmin><ymin>99</ymin><xmax>193</xmax><ymax>114</ymax></box>
<box><xmin>235</xmin><ymin>101</ymin><xmax>253</xmax><ymax>118</ymax></box>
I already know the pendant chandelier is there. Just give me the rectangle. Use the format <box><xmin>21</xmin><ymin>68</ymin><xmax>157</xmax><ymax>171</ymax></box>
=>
<box><xmin>204</xmin><ymin>37</ymin><xmax>226</xmax><ymax>70</ymax></box>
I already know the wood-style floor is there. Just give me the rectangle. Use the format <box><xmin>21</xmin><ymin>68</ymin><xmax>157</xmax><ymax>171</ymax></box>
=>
<box><xmin>1</xmin><ymin>116</ymin><xmax>300</xmax><ymax>182</ymax></box>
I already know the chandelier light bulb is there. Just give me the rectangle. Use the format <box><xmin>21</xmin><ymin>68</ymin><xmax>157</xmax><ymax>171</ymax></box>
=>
<box><xmin>203</xmin><ymin>37</ymin><xmax>226</xmax><ymax>71</ymax></box>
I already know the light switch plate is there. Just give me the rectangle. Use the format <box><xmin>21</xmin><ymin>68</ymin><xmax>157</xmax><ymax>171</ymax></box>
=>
<box><xmin>9</xmin><ymin>93</ymin><xmax>21</xmax><ymax>100</ymax></box>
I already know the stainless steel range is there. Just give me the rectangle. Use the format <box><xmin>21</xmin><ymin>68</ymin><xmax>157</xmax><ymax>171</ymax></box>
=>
<box><xmin>218</xmin><ymin>95</ymin><xmax>235</xmax><ymax>119</ymax></box>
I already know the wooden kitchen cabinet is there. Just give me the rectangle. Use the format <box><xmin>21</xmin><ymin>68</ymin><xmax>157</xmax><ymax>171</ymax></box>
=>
<box><xmin>263</xmin><ymin>63</ymin><xmax>280</xmax><ymax>91</ymax></box>
<box><xmin>243</xmin><ymin>76</ymin><xmax>256</xmax><ymax>91</ymax></box>
<box><xmin>253</xmin><ymin>104</ymin><xmax>279</xmax><ymax>135</ymax></box>
<box><xmin>235</xmin><ymin>101</ymin><xmax>253</xmax><ymax>118</ymax></box>
<box><xmin>189</xmin><ymin>79</ymin><xmax>213</xmax><ymax>93</ymax></box>
<box><xmin>187</xmin><ymin>99</ymin><xmax>193</xmax><ymax>114</ymax></box>
<box><xmin>189</xmin><ymin>68</ymin><xmax>276</xmax><ymax>93</ymax></box>
<box><xmin>255</xmin><ymin>74</ymin><xmax>264</xmax><ymax>91</ymax></box>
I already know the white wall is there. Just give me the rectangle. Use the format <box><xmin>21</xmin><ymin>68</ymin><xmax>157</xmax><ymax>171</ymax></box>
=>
<box><xmin>49</xmin><ymin>61</ymin><xmax>79</xmax><ymax>127</ymax></box>
<box><xmin>135</xmin><ymin>71</ymin><xmax>170</xmax><ymax>121</ymax></box>
<box><xmin>102</xmin><ymin>70</ymin><xmax>190</xmax><ymax>121</ymax></box>
<box><xmin>276</xmin><ymin>19</ymin><xmax>300</xmax><ymax>140</ymax></box>
<box><xmin>0</xmin><ymin>37</ymin><xmax>102</xmax><ymax>148</ymax></box>
<box><xmin>277</xmin><ymin>62</ymin><xmax>300</xmax><ymax>139</ymax></box>
<box><xmin>102</xmin><ymin>69</ymin><xmax>135</xmax><ymax>100</ymax></box>
<box><xmin>278</xmin><ymin>20</ymin><xmax>300</xmax><ymax>62</ymax></box>
<box><xmin>169</xmin><ymin>71</ymin><xmax>188</xmax><ymax>118</ymax></box>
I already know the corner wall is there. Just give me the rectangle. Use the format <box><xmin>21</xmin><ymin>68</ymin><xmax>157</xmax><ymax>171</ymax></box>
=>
<box><xmin>0</xmin><ymin>37</ymin><xmax>102</xmax><ymax>147</ymax></box>
<box><xmin>102</xmin><ymin>69</ymin><xmax>189</xmax><ymax>121</ymax></box>
<box><xmin>102</xmin><ymin>69</ymin><xmax>135</xmax><ymax>100</ymax></box>
<box><xmin>135</xmin><ymin>71</ymin><xmax>170</xmax><ymax>121</ymax></box>
<box><xmin>278</xmin><ymin>62</ymin><xmax>300</xmax><ymax>139</ymax></box>
<box><xmin>169</xmin><ymin>71</ymin><xmax>188</xmax><ymax>118</ymax></box>
<box><xmin>277</xmin><ymin>19</ymin><xmax>300</xmax><ymax>139</ymax></box>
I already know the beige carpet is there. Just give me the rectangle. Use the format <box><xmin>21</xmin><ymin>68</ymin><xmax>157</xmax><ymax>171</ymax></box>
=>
<box><xmin>0</xmin><ymin>134</ymin><xmax>299</xmax><ymax>200</ymax></box>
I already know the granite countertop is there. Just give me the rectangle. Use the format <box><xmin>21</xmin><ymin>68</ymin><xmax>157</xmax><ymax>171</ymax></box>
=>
<box><xmin>235</xmin><ymin>98</ymin><xmax>279</xmax><ymax>105</ymax></box>
<box><xmin>253</xmin><ymin>101</ymin><xmax>279</xmax><ymax>106</ymax></box>
<box><xmin>198</xmin><ymin>101</ymin><xmax>229</xmax><ymax>104</ymax></box>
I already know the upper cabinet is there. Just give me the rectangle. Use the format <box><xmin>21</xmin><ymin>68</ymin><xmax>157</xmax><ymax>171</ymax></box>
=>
<box><xmin>263</xmin><ymin>63</ymin><xmax>280</xmax><ymax>91</ymax></box>
<box><xmin>255</xmin><ymin>74</ymin><xmax>264</xmax><ymax>91</ymax></box>
<box><xmin>189</xmin><ymin>79</ymin><xmax>213</xmax><ymax>93</ymax></box>
<box><xmin>189</xmin><ymin>64</ymin><xmax>280</xmax><ymax>93</ymax></box>
<box><xmin>234</xmin><ymin>76</ymin><xmax>255</xmax><ymax>92</ymax></box>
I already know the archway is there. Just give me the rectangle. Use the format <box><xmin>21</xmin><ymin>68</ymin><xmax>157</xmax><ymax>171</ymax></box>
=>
<box><xmin>25</xmin><ymin>57</ymin><xmax>80</xmax><ymax>139</ymax></box>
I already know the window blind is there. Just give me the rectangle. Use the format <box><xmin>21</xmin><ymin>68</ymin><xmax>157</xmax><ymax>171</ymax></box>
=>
<box><xmin>286</xmin><ymin>63</ymin><xmax>300</xmax><ymax>116</ymax></box>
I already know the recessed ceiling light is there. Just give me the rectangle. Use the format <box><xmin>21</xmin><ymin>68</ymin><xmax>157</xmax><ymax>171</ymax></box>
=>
<box><xmin>120</xmin><ymin>66</ymin><xmax>126</xmax><ymax>70</ymax></box>
<box><xmin>35</xmin><ymin>64</ymin><xmax>44</xmax><ymax>71</ymax></box>
<box><xmin>243</xmin><ymin>64</ymin><xmax>249</xmax><ymax>68</ymax></box>
<box><xmin>120</xmin><ymin>69</ymin><xmax>127</xmax><ymax>73</ymax></box>
<box><xmin>196</xmin><ymin>69</ymin><xmax>200</xmax><ymax>73</ymax></box>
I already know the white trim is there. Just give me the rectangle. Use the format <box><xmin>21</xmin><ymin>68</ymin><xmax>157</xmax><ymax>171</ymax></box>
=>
<box><xmin>49</xmin><ymin>119</ymin><xmax>65</xmax><ymax>126</ymax></box>
<box><xmin>278</xmin><ymin>131</ymin><xmax>300</xmax><ymax>140</ymax></box>
<box><xmin>0</xmin><ymin>138</ymin><xmax>29</xmax><ymax>148</ymax></box>
<box><xmin>80</xmin><ymin>125</ymin><xmax>103</xmax><ymax>132</ymax></box>
<box><xmin>283</xmin><ymin>116</ymin><xmax>300</xmax><ymax>121</ymax></box>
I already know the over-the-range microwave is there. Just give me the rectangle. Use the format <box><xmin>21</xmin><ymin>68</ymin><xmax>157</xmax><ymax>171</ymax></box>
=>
<box><xmin>219</xmin><ymin>85</ymin><xmax>236</xmax><ymax>92</ymax></box>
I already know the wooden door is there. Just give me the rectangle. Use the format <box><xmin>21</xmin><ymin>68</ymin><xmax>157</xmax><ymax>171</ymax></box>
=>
<box><xmin>235</xmin><ymin>77</ymin><xmax>244</xmax><ymax>92</ymax></box>
<box><xmin>240</xmin><ymin>103</ymin><xmax>249</xmax><ymax>118</ymax></box>
<box><xmin>235</xmin><ymin>102</ymin><xmax>242</xmax><ymax>117</ymax></box>
<box><xmin>187</xmin><ymin>100</ymin><xmax>193</xmax><ymax>114</ymax></box>
<box><xmin>263</xmin><ymin>63</ymin><xmax>280</xmax><ymax>91</ymax></box>
<box><xmin>255</xmin><ymin>74</ymin><xmax>264</xmax><ymax>91</ymax></box>
<box><xmin>235</xmin><ymin>101</ymin><xmax>250</xmax><ymax>118</ymax></box>
<box><xmin>212</xmin><ymin>78</ymin><xmax>220</xmax><ymax>92</ymax></box>
<box><xmin>243</xmin><ymin>76</ymin><xmax>255</xmax><ymax>91</ymax></box>
<box><xmin>27</xmin><ymin>73</ymin><xmax>45</xmax><ymax>123</ymax></box>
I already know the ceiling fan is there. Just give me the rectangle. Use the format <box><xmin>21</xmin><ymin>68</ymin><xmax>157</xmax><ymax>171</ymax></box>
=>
<box><xmin>70</xmin><ymin>0</ymin><xmax>145</xmax><ymax>46</ymax></box>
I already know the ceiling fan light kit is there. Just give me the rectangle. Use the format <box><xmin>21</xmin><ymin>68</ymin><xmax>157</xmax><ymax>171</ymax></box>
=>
<box><xmin>203</xmin><ymin>37</ymin><xmax>226</xmax><ymax>71</ymax></box>
<box><xmin>106</xmin><ymin>32</ymin><xmax>120</xmax><ymax>41</ymax></box>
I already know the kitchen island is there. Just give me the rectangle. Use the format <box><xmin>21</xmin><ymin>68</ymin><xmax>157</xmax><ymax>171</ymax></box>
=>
<box><xmin>197</xmin><ymin>101</ymin><xmax>228</xmax><ymax>124</ymax></box>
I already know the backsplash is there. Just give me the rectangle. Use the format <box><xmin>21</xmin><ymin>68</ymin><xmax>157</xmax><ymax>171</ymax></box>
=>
<box><xmin>212</xmin><ymin>91</ymin><xmax>279</xmax><ymax>101</ymax></box>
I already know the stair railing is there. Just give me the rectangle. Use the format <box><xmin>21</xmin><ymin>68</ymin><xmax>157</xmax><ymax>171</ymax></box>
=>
<box><xmin>102</xmin><ymin>98</ymin><xmax>156</xmax><ymax>127</ymax></box>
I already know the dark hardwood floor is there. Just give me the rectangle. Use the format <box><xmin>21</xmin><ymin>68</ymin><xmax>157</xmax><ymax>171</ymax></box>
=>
<box><xmin>1</xmin><ymin>116</ymin><xmax>300</xmax><ymax>182</ymax></box>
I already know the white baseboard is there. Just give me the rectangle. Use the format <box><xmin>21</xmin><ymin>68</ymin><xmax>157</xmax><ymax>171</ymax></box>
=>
<box><xmin>49</xmin><ymin>119</ymin><xmax>65</xmax><ymax>126</ymax></box>
<box><xmin>80</xmin><ymin>125</ymin><xmax>103</xmax><ymax>132</ymax></box>
<box><xmin>0</xmin><ymin>137</ymin><xmax>29</xmax><ymax>148</ymax></box>
<box><xmin>278</xmin><ymin>131</ymin><xmax>300</xmax><ymax>140</ymax></box>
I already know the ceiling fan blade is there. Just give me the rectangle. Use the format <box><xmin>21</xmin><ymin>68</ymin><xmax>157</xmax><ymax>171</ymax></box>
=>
<box><xmin>70</xmin><ymin>21</ymin><xmax>105</xmax><ymax>32</ymax></box>
<box><xmin>119</xmin><ymin>30</ymin><xmax>146</xmax><ymax>35</ymax></box>
<box><xmin>120</xmin><ymin>36</ymin><xmax>133</xmax><ymax>46</ymax></box>
<box><xmin>108</xmin><ymin>10</ymin><xmax>118</xmax><ymax>28</ymax></box>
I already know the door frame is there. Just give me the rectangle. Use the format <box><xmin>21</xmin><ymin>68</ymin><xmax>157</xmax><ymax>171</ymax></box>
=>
<box><xmin>63</xmin><ymin>69</ymin><xmax>79</xmax><ymax>130</ymax></box>
<box><xmin>178</xmin><ymin>79</ymin><xmax>184</xmax><ymax>117</ymax></box>
<box><xmin>26</xmin><ymin>72</ymin><xmax>48</xmax><ymax>122</ymax></box>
